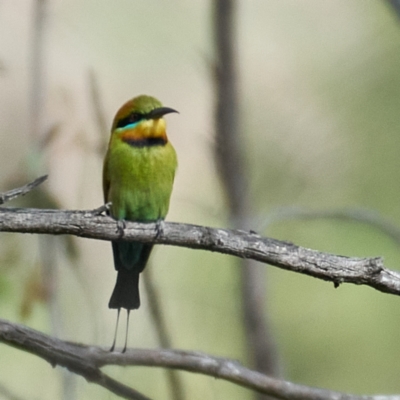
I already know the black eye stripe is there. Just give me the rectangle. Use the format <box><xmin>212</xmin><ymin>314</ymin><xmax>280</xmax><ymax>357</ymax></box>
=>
<box><xmin>116</xmin><ymin>112</ymin><xmax>145</xmax><ymax>129</ymax></box>
<box><xmin>123</xmin><ymin>137</ymin><xmax>167</xmax><ymax>147</ymax></box>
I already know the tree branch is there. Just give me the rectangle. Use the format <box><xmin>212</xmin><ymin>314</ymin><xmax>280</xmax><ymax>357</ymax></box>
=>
<box><xmin>0</xmin><ymin>175</ymin><xmax>48</xmax><ymax>205</ymax></box>
<box><xmin>1</xmin><ymin>318</ymin><xmax>400</xmax><ymax>400</ymax></box>
<box><xmin>0</xmin><ymin>319</ymin><xmax>150</xmax><ymax>400</ymax></box>
<box><xmin>0</xmin><ymin>207</ymin><xmax>396</xmax><ymax>295</ymax></box>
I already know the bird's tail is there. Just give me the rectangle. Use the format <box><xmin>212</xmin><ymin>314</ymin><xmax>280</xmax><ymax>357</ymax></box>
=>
<box><xmin>108</xmin><ymin>269</ymin><xmax>140</xmax><ymax>310</ymax></box>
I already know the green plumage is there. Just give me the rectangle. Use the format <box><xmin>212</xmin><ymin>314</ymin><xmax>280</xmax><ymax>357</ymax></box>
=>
<box><xmin>103</xmin><ymin>95</ymin><xmax>177</xmax><ymax>310</ymax></box>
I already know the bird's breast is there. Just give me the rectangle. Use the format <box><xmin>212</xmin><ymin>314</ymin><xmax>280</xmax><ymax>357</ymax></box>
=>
<box><xmin>104</xmin><ymin>140</ymin><xmax>177</xmax><ymax>221</ymax></box>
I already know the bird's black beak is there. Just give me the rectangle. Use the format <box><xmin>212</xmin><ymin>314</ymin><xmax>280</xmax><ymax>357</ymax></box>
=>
<box><xmin>147</xmin><ymin>107</ymin><xmax>179</xmax><ymax>120</ymax></box>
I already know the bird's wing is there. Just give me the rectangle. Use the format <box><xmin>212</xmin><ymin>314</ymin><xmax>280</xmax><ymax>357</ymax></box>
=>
<box><xmin>102</xmin><ymin>156</ymin><xmax>111</xmax><ymax>204</ymax></box>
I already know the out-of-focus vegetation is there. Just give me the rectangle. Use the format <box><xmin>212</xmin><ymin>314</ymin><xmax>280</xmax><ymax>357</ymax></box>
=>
<box><xmin>1</xmin><ymin>1</ymin><xmax>400</xmax><ymax>399</ymax></box>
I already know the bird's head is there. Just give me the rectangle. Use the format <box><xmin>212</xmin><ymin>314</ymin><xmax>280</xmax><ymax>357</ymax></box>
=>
<box><xmin>111</xmin><ymin>95</ymin><xmax>178</xmax><ymax>145</ymax></box>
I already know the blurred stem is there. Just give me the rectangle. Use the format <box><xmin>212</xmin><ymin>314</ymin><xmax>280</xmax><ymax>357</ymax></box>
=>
<box><xmin>387</xmin><ymin>0</ymin><xmax>400</xmax><ymax>18</ymax></box>
<box><xmin>0</xmin><ymin>382</ymin><xmax>27</xmax><ymax>400</ymax></box>
<box><xmin>39</xmin><ymin>235</ymin><xmax>77</xmax><ymax>400</ymax></box>
<box><xmin>88</xmin><ymin>69</ymin><xmax>109</xmax><ymax>155</ymax></box>
<box><xmin>30</xmin><ymin>2</ymin><xmax>76</xmax><ymax>400</ymax></box>
<box><xmin>212</xmin><ymin>0</ymin><xmax>281</xmax><ymax>394</ymax></box>
<box><xmin>39</xmin><ymin>236</ymin><xmax>60</xmax><ymax>336</ymax></box>
<box><xmin>143</xmin><ymin>267</ymin><xmax>185</xmax><ymax>400</ymax></box>
<box><xmin>258</xmin><ymin>206</ymin><xmax>400</xmax><ymax>247</ymax></box>
<box><xmin>213</xmin><ymin>0</ymin><xmax>247</xmax><ymax>220</ymax></box>
<box><xmin>30</xmin><ymin>0</ymin><xmax>46</xmax><ymax>145</ymax></box>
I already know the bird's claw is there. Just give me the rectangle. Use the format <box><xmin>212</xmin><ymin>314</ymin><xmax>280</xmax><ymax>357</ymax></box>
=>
<box><xmin>155</xmin><ymin>219</ymin><xmax>165</xmax><ymax>239</ymax></box>
<box><xmin>116</xmin><ymin>220</ymin><xmax>126</xmax><ymax>238</ymax></box>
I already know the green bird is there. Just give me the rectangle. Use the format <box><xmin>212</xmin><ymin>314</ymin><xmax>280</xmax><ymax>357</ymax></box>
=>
<box><xmin>102</xmin><ymin>95</ymin><xmax>178</xmax><ymax>351</ymax></box>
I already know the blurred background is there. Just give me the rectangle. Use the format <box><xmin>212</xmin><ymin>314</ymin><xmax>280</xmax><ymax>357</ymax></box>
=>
<box><xmin>1</xmin><ymin>0</ymin><xmax>400</xmax><ymax>399</ymax></box>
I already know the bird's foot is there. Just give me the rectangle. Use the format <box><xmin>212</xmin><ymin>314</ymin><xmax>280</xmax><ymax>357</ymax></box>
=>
<box><xmin>91</xmin><ymin>202</ymin><xmax>112</xmax><ymax>216</ymax></box>
<box><xmin>116</xmin><ymin>219</ymin><xmax>126</xmax><ymax>238</ymax></box>
<box><xmin>155</xmin><ymin>219</ymin><xmax>165</xmax><ymax>239</ymax></box>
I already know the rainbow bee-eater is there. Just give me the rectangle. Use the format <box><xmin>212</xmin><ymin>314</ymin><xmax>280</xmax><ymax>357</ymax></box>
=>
<box><xmin>102</xmin><ymin>95</ymin><xmax>178</xmax><ymax>351</ymax></box>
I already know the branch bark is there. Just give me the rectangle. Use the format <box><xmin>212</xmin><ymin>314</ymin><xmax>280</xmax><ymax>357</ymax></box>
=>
<box><xmin>0</xmin><ymin>319</ymin><xmax>150</xmax><ymax>400</ymax></box>
<box><xmin>0</xmin><ymin>206</ymin><xmax>396</xmax><ymax>295</ymax></box>
<box><xmin>1</xmin><ymin>318</ymin><xmax>400</xmax><ymax>400</ymax></box>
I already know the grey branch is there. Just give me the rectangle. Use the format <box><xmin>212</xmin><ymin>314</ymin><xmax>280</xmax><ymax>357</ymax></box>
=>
<box><xmin>0</xmin><ymin>319</ymin><xmax>150</xmax><ymax>400</ymax></box>
<box><xmin>0</xmin><ymin>206</ymin><xmax>397</xmax><ymax>296</ymax></box>
<box><xmin>1</xmin><ymin>318</ymin><xmax>400</xmax><ymax>400</ymax></box>
<box><xmin>0</xmin><ymin>175</ymin><xmax>48</xmax><ymax>205</ymax></box>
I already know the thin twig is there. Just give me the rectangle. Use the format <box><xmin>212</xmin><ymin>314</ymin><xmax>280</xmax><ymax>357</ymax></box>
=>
<box><xmin>259</xmin><ymin>207</ymin><xmax>400</xmax><ymax>246</ymax></box>
<box><xmin>1</xmin><ymin>318</ymin><xmax>400</xmax><ymax>400</ymax></box>
<box><xmin>91</xmin><ymin>202</ymin><xmax>111</xmax><ymax>216</ymax></box>
<box><xmin>0</xmin><ymin>175</ymin><xmax>48</xmax><ymax>205</ymax></box>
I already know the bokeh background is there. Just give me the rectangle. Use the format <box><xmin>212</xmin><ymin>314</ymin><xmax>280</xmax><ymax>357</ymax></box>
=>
<box><xmin>1</xmin><ymin>1</ymin><xmax>400</xmax><ymax>399</ymax></box>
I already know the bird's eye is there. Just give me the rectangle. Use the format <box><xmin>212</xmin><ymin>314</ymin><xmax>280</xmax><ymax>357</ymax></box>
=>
<box><xmin>129</xmin><ymin>113</ymin><xmax>141</xmax><ymax>123</ymax></box>
<box><xmin>116</xmin><ymin>112</ymin><xmax>143</xmax><ymax>129</ymax></box>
